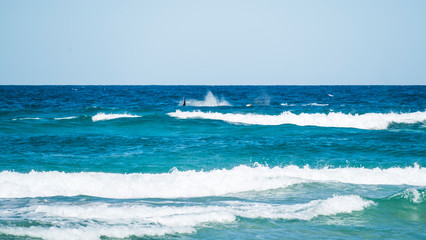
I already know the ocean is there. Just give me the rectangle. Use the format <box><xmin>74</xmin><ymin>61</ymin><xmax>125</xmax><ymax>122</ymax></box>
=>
<box><xmin>0</xmin><ymin>85</ymin><xmax>425</xmax><ymax>239</ymax></box>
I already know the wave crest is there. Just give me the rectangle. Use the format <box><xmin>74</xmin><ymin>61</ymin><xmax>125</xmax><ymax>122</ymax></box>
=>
<box><xmin>389</xmin><ymin>188</ymin><xmax>425</xmax><ymax>203</ymax></box>
<box><xmin>0</xmin><ymin>164</ymin><xmax>424</xmax><ymax>199</ymax></box>
<box><xmin>92</xmin><ymin>112</ymin><xmax>141</xmax><ymax>122</ymax></box>
<box><xmin>168</xmin><ymin>110</ymin><xmax>426</xmax><ymax>130</ymax></box>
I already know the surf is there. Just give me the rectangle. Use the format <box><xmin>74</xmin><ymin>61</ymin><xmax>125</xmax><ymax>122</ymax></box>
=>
<box><xmin>91</xmin><ymin>112</ymin><xmax>142</xmax><ymax>122</ymax></box>
<box><xmin>0</xmin><ymin>194</ymin><xmax>374</xmax><ymax>240</ymax></box>
<box><xmin>168</xmin><ymin>110</ymin><xmax>426</xmax><ymax>130</ymax></box>
<box><xmin>0</xmin><ymin>164</ymin><xmax>424</xmax><ymax>199</ymax></box>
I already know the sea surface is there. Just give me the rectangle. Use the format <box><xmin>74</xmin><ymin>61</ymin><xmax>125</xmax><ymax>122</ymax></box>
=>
<box><xmin>0</xmin><ymin>85</ymin><xmax>425</xmax><ymax>239</ymax></box>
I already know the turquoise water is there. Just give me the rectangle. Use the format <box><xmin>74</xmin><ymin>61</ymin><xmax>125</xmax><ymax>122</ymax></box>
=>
<box><xmin>0</xmin><ymin>86</ymin><xmax>425</xmax><ymax>239</ymax></box>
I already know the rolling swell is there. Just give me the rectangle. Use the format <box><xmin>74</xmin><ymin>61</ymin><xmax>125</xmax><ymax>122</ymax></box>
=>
<box><xmin>370</xmin><ymin>188</ymin><xmax>426</xmax><ymax>223</ymax></box>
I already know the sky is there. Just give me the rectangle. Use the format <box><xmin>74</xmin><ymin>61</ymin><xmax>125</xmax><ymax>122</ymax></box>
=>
<box><xmin>0</xmin><ymin>0</ymin><xmax>425</xmax><ymax>85</ymax></box>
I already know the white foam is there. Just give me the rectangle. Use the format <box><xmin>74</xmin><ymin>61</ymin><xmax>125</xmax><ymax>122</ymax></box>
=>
<box><xmin>0</xmin><ymin>164</ymin><xmax>424</xmax><ymax>199</ymax></box>
<box><xmin>390</xmin><ymin>188</ymin><xmax>425</xmax><ymax>203</ymax></box>
<box><xmin>54</xmin><ymin>116</ymin><xmax>78</xmax><ymax>120</ymax></box>
<box><xmin>405</xmin><ymin>188</ymin><xmax>424</xmax><ymax>203</ymax></box>
<box><xmin>182</xmin><ymin>91</ymin><xmax>231</xmax><ymax>107</ymax></box>
<box><xmin>231</xmin><ymin>195</ymin><xmax>374</xmax><ymax>220</ymax></box>
<box><xmin>0</xmin><ymin>225</ymin><xmax>194</xmax><ymax>240</ymax></box>
<box><xmin>301</xmin><ymin>103</ymin><xmax>329</xmax><ymax>106</ymax></box>
<box><xmin>35</xmin><ymin>195</ymin><xmax>372</xmax><ymax>222</ymax></box>
<box><xmin>12</xmin><ymin>117</ymin><xmax>42</xmax><ymax>121</ymax></box>
<box><xmin>0</xmin><ymin>195</ymin><xmax>373</xmax><ymax>239</ymax></box>
<box><xmin>91</xmin><ymin>112</ymin><xmax>141</xmax><ymax>122</ymax></box>
<box><xmin>168</xmin><ymin>110</ymin><xmax>426</xmax><ymax>130</ymax></box>
<box><xmin>281</xmin><ymin>103</ymin><xmax>296</xmax><ymax>106</ymax></box>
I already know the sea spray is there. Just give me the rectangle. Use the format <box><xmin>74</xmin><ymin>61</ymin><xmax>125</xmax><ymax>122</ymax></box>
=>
<box><xmin>181</xmin><ymin>91</ymin><xmax>231</xmax><ymax>107</ymax></box>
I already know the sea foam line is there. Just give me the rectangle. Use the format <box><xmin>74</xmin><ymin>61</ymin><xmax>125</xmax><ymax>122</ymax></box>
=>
<box><xmin>0</xmin><ymin>164</ymin><xmax>424</xmax><ymax>199</ymax></box>
<box><xmin>12</xmin><ymin>117</ymin><xmax>42</xmax><ymax>121</ymax></box>
<box><xmin>92</xmin><ymin>112</ymin><xmax>141</xmax><ymax>122</ymax></box>
<box><xmin>0</xmin><ymin>195</ymin><xmax>373</xmax><ymax>240</ymax></box>
<box><xmin>168</xmin><ymin>110</ymin><xmax>426</xmax><ymax>130</ymax></box>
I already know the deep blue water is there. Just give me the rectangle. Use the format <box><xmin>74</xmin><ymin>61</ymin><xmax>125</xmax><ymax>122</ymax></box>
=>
<box><xmin>0</xmin><ymin>86</ymin><xmax>425</xmax><ymax>239</ymax></box>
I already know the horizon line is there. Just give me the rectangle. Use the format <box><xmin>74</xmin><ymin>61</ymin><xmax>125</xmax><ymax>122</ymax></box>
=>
<box><xmin>1</xmin><ymin>84</ymin><xmax>425</xmax><ymax>87</ymax></box>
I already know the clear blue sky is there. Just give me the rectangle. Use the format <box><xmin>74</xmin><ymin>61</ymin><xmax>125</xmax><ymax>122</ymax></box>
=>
<box><xmin>1</xmin><ymin>0</ymin><xmax>425</xmax><ymax>85</ymax></box>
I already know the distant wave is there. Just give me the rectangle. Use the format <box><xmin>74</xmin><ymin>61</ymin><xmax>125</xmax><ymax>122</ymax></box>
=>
<box><xmin>91</xmin><ymin>113</ymin><xmax>141</xmax><ymax>122</ymax></box>
<box><xmin>0</xmin><ymin>194</ymin><xmax>373</xmax><ymax>239</ymax></box>
<box><xmin>54</xmin><ymin>116</ymin><xmax>78</xmax><ymax>120</ymax></box>
<box><xmin>280</xmin><ymin>103</ymin><xmax>328</xmax><ymax>107</ymax></box>
<box><xmin>12</xmin><ymin>117</ymin><xmax>41</xmax><ymax>121</ymax></box>
<box><xmin>0</xmin><ymin>164</ymin><xmax>424</xmax><ymax>199</ymax></box>
<box><xmin>182</xmin><ymin>91</ymin><xmax>231</xmax><ymax>107</ymax></box>
<box><xmin>168</xmin><ymin>110</ymin><xmax>426</xmax><ymax>130</ymax></box>
<box><xmin>301</xmin><ymin>103</ymin><xmax>329</xmax><ymax>107</ymax></box>
<box><xmin>280</xmin><ymin>103</ymin><xmax>296</xmax><ymax>106</ymax></box>
<box><xmin>11</xmin><ymin>114</ymin><xmax>141</xmax><ymax>122</ymax></box>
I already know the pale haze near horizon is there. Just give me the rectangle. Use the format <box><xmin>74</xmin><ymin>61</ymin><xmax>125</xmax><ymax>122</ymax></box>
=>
<box><xmin>1</xmin><ymin>0</ymin><xmax>425</xmax><ymax>85</ymax></box>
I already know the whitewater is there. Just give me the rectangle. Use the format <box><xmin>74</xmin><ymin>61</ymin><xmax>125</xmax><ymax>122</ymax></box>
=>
<box><xmin>0</xmin><ymin>86</ymin><xmax>425</xmax><ymax>240</ymax></box>
<box><xmin>168</xmin><ymin>110</ymin><xmax>426</xmax><ymax>130</ymax></box>
<box><xmin>1</xmin><ymin>164</ymin><xmax>424</xmax><ymax>199</ymax></box>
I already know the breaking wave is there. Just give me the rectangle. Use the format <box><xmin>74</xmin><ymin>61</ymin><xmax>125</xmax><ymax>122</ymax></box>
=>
<box><xmin>168</xmin><ymin>110</ymin><xmax>426</xmax><ymax>130</ymax></box>
<box><xmin>0</xmin><ymin>164</ymin><xmax>424</xmax><ymax>199</ymax></box>
<box><xmin>389</xmin><ymin>188</ymin><xmax>425</xmax><ymax>203</ymax></box>
<box><xmin>91</xmin><ymin>113</ymin><xmax>141</xmax><ymax>122</ymax></box>
<box><xmin>182</xmin><ymin>91</ymin><xmax>231</xmax><ymax>107</ymax></box>
<box><xmin>0</xmin><ymin>195</ymin><xmax>373</xmax><ymax>240</ymax></box>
